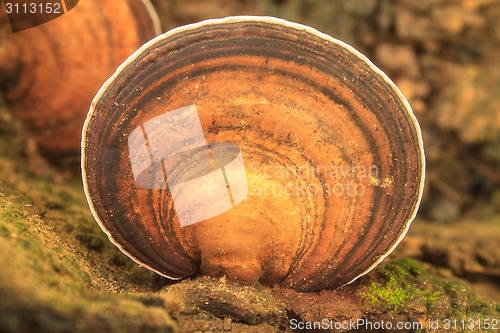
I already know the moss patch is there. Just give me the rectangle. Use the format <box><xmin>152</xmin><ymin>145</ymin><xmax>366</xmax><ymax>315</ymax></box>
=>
<box><xmin>361</xmin><ymin>259</ymin><xmax>441</xmax><ymax>312</ymax></box>
<box><xmin>362</xmin><ymin>275</ymin><xmax>440</xmax><ymax>312</ymax></box>
<box><xmin>0</xmin><ymin>192</ymin><xmax>177</xmax><ymax>333</ymax></box>
<box><xmin>360</xmin><ymin>258</ymin><xmax>499</xmax><ymax>328</ymax></box>
<box><xmin>0</xmin><ymin>202</ymin><xmax>25</xmax><ymax>222</ymax></box>
<box><xmin>0</xmin><ymin>222</ymin><xmax>10</xmax><ymax>236</ymax></box>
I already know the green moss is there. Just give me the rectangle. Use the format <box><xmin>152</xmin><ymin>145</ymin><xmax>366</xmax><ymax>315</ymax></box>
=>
<box><xmin>443</xmin><ymin>281</ymin><xmax>467</xmax><ymax>294</ymax></box>
<box><xmin>0</xmin><ymin>222</ymin><xmax>10</xmax><ymax>236</ymax></box>
<box><xmin>361</xmin><ymin>276</ymin><xmax>441</xmax><ymax>312</ymax></box>
<box><xmin>384</xmin><ymin>258</ymin><xmax>426</xmax><ymax>278</ymax></box>
<box><xmin>47</xmin><ymin>276</ymin><xmax>60</xmax><ymax>287</ymax></box>
<box><xmin>361</xmin><ymin>259</ymin><xmax>441</xmax><ymax>312</ymax></box>
<box><xmin>421</xmin><ymin>289</ymin><xmax>441</xmax><ymax>303</ymax></box>
<box><xmin>52</xmin><ymin>188</ymin><xmax>83</xmax><ymax>207</ymax></box>
<box><xmin>16</xmin><ymin>195</ymin><xmax>34</xmax><ymax>206</ymax></box>
<box><xmin>74</xmin><ymin>224</ymin><xmax>105</xmax><ymax>251</ymax></box>
<box><xmin>16</xmin><ymin>222</ymin><xmax>27</xmax><ymax>232</ymax></box>
<box><xmin>1</xmin><ymin>203</ymin><xmax>24</xmax><ymax>222</ymax></box>
<box><xmin>362</xmin><ymin>276</ymin><xmax>409</xmax><ymax>311</ymax></box>
<box><xmin>51</xmin><ymin>246</ymin><xmax>62</xmax><ymax>253</ymax></box>
<box><xmin>362</xmin><ymin>260</ymin><xmax>500</xmax><ymax>319</ymax></box>
<box><xmin>471</xmin><ymin>296</ymin><xmax>485</xmax><ymax>305</ymax></box>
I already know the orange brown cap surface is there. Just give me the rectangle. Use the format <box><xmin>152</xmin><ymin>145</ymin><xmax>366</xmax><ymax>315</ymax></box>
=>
<box><xmin>82</xmin><ymin>16</ymin><xmax>425</xmax><ymax>292</ymax></box>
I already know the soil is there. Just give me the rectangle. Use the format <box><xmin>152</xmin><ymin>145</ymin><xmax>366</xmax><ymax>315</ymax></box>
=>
<box><xmin>1</xmin><ymin>0</ymin><xmax>500</xmax><ymax>332</ymax></box>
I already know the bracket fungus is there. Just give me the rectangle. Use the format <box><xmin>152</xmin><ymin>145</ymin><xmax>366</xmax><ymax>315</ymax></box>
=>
<box><xmin>82</xmin><ymin>17</ymin><xmax>425</xmax><ymax>292</ymax></box>
<box><xmin>0</xmin><ymin>0</ymin><xmax>160</xmax><ymax>157</ymax></box>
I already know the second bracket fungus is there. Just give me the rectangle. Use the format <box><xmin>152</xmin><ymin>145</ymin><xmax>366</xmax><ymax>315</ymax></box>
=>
<box><xmin>0</xmin><ymin>0</ymin><xmax>160</xmax><ymax>157</ymax></box>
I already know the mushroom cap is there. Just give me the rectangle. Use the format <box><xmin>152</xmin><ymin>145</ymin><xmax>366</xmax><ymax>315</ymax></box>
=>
<box><xmin>0</xmin><ymin>0</ymin><xmax>160</xmax><ymax>157</ymax></box>
<box><xmin>82</xmin><ymin>16</ymin><xmax>425</xmax><ymax>291</ymax></box>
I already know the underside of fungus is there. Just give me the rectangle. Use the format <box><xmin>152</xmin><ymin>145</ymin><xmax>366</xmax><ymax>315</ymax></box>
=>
<box><xmin>82</xmin><ymin>16</ymin><xmax>425</xmax><ymax>292</ymax></box>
